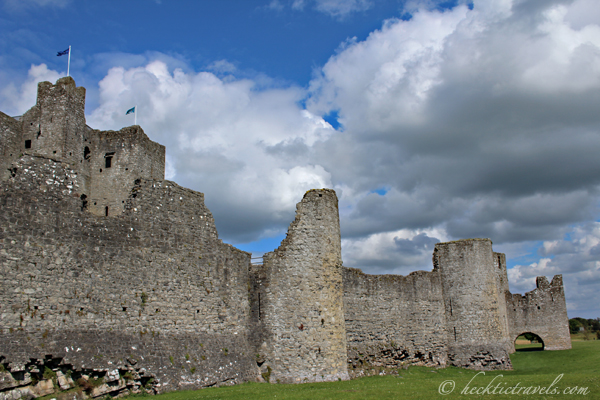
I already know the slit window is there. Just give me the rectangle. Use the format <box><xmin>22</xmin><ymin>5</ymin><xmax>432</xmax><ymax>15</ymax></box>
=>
<box><xmin>25</xmin><ymin>140</ymin><xmax>31</xmax><ymax>149</ymax></box>
<box><xmin>84</xmin><ymin>146</ymin><xmax>90</xmax><ymax>160</ymax></box>
<box><xmin>105</xmin><ymin>206</ymin><xmax>109</xmax><ymax>216</ymax></box>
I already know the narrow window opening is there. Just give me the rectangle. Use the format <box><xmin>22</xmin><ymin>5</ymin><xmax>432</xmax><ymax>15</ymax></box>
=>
<box><xmin>80</xmin><ymin>194</ymin><xmax>88</xmax><ymax>211</ymax></box>
<box><xmin>105</xmin><ymin>152</ymin><xmax>115</xmax><ymax>168</ymax></box>
<box><xmin>449</xmin><ymin>299</ymin><xmax>453</xmax><ymax>316</ymax></box>
<box><xmin>53</xmin><ymin>150</ymin><xmax>56</xmax><ymax>154</ymax></box>
<box><xmin>24</xmin><ymin>140</ymin><xmax>31</xmax><ymax>149</ymax></box>
<box><xmin>122</xmin><ymin>307</ymin><xmax>127</xmax><ymax>312</ymax></box>
<box><xmin>105</xmin><ymin>206</ymin><xmax>109</xmax><ymax>216</ymax></box>
<box><xmin>453</xmin><ymin>327</ymin><xmax>457</xmax><ymax>341</ymax></box>
<box><xmin>318</xmin><ymin>193</ymin><xmax>322</xmax><ymax>197</ymax></box>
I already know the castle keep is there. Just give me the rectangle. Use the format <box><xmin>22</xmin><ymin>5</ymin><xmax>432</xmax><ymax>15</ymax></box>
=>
<box><xmin>0</xmin><ymin>78</ymin><xmax>570</xmax><ymax>398</ymax></box>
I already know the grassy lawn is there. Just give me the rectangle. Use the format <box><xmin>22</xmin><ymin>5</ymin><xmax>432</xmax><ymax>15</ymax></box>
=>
<box><xmin>570</xmin><ymin>332</ymin><xmax>599</xmax><ymax>341</ymax></box>
<box><xmin>126</xmin><ymin>341</ymin><xmax>599</xmax><ymax>399</ymax></box>
<box><xmin>514</xmin><ymin>343</ymin><xmax>544</xmax><ymax>351</ymax></box>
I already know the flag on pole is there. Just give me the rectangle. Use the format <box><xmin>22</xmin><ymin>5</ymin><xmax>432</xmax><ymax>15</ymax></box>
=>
<box><xmin>126</xmin><ymin>106</ymin><xmax>137</xmax><ymax>125</ymax></box>
<box><xmin>57</xmin><ymin>46</ymin><xmax>72</xmax><ymax>77</ymax></box>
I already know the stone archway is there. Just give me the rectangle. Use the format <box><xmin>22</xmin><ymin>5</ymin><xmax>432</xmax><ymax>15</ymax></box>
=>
<box><xmin>514</xmin><ymin>332</ymin><xmax>544</xmax><ymax>351</ymax></box>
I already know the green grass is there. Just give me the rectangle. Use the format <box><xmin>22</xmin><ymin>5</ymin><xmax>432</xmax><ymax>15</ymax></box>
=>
<box><xmin>125</xmin><ymin>341</ymin><xmax>599</xmax><ymax>399</ymax></box>
<box><xmin>570</xmin><ymin>332</ymin><xmax>600</xmax><ymax>341</ymax></box>
<box><xmin>514</xmin><ymin>343</ymin><xmax>544</xmax><ymax>350</ymax></box>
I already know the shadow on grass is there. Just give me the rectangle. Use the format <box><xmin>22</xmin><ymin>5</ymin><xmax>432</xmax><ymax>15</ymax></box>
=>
<box><xmin>515</xmin><ymin>347</ymin><xmax>544</xmax><ymax>352</ymax></box>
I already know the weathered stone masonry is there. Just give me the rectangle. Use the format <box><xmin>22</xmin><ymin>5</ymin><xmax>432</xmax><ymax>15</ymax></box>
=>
<box><xmin>250</xmin><ymin>189</ymin><xmax>349</xmax><ymax>384</ymax></box>
<box><xmin>0</xmin><ymin>78</ymin><xmax>570</xmax><ymax>398</ymax></box>
<box><xmin>0</xmin><ymin>155</ymin><xmax>258</xmax><ymax>397</ymax></box>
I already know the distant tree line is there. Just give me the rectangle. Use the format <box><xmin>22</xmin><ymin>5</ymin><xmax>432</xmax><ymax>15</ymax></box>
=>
<box><xmin>569</xmin><ymin>317</ymin><xmax>600</xmax><ymax>340</ymax></box>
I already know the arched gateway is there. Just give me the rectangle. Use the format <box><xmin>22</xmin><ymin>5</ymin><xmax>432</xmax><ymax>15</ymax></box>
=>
<box><xmin>514</xmin><ymin>332</ymin><xmax>544</xmax><ymax>351</ymax></box>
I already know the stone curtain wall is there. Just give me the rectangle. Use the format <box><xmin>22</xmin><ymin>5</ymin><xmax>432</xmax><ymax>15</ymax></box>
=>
<box><xmin>507</xmin><ymin>276</ymin><xmax>571</xmax><ymax>351</ymax></box>
<box><xmin>433</xmin><ymin>239</ymin><xmax>513</xmax><ymax>370</ymax></box>
<box><xmin>342</xmin><ymin>268</ymin><xmax>448</xmax><ymax>374</ymax></box>
<box><xmin>0</xmin><ymin>156</ymin><xmax>258</xmax><ymax>392</ymax></box>
<box><xmin>255</xmin><ymin>189</ymin><xmax>349</xmax><ymax>383</ymax></box>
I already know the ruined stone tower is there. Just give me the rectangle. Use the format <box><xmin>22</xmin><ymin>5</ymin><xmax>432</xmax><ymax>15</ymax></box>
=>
<box><xmin>1</xmin><ymin>77</ymin><xmax>84</xmax><ymax>184</ymax></box>
<box><xmin>20</xmin><ymin>77</ymin><xmax>87</xmax><ymax>168</ymax></box>
<box><xmin>433</xmin><ymin>239</ymin><xmax>513</xmax><ymax>369</ymax></box>
<box><xmin>250</xmin><ymin>189</ymin><xmax>349</xmax><ymax>383</ymax></box>
<box><xmin>507</xmin><ymin>275</ymin><xmax>571</xmax><ymax>351</ymax></box>
<box><xmin>1</xmin><ymin>76</ymin><xmax>165</xmax><ymax>217</ymax></box>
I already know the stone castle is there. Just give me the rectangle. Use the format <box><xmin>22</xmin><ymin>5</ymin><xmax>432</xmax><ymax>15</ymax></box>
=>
<box><xmin>0</xmin><ymin>77</ymin><xmax>570</xmax><ymax>398</ymax></box>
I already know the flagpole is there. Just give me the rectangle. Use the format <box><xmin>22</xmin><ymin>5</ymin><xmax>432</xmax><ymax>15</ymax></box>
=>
<box><xmin>67</xmin><ymin>45</ymin><xmax>71</xmax><ymax>77</ymax></box>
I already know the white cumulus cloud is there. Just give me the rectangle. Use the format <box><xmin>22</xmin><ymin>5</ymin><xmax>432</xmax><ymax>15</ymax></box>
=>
<box><xmin>85</xmin><ymin>60</ymin><xmax>334</xmax><ymax>242</ymax></box>
<box><xmin>0</xmin><ymin>64</ymin><xmax>61</xmax><ymax>116</ymax></box>
<box><xmin>508</xmin><ymin>223</ymin><xmax>600</xmax><ymax>317</ymax></box>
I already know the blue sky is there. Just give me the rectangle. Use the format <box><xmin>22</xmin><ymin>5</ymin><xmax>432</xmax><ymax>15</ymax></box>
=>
<box><xmin>2</xmin><ymin>1</ymin><xmax>410</xmax><ymax>98</ymax></box>
<box><xmin>2</xmin><ymin>0</ymin><xmax>600</xmax><ymax>318</ymax></box>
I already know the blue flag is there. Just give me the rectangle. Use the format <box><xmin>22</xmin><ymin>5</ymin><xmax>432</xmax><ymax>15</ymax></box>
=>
<box><xmin>57</xmin><ymin>48</ymin><xmax>70</xmax><ymax>57</ymax></box>
<box><xmin>126</xmin><ymin>107</ymin><xmax>135</xmax><ymax>115</ymax></box>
